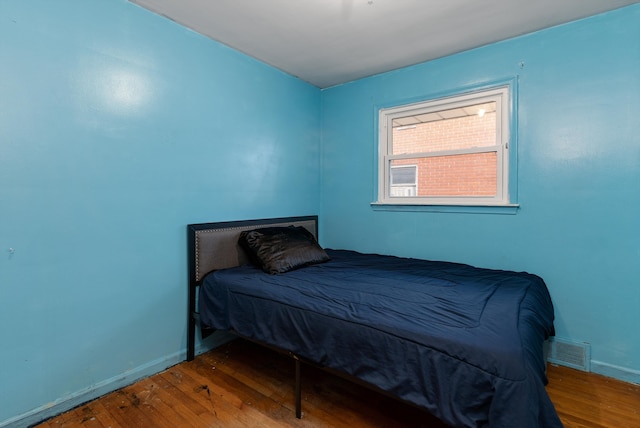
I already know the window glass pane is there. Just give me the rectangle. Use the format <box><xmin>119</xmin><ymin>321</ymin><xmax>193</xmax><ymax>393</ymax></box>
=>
<box><xmin>392</xmin><ymin>101</ymin><xmax>496</xmax><ymax>155</ymax></box>
<box><xmin>390</xmin><ymin>152</ymin><xmax>496</xmax><ymax>197</ymax></box>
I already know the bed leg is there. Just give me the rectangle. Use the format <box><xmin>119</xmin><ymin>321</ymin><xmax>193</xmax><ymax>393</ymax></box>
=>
<box><xmin>187</xmin><ymin>313</ymin><xmax>196</xmax><ymax>361</ymax></box>
<box><xmin>187</xmin><ymin>276</ymin><xmax>197</xmax><ymax>361</ymax></box>
<box><xmin>294</xmin><ymin>355</ymin><xmax>302</xmax><ymax>418</ymax></box>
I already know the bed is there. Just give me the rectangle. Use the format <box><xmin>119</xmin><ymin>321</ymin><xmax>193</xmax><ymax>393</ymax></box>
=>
<box><xmin>187</xmin><ymin>215</ymin><xmax>562</xmax><ymax>428</ymax></box>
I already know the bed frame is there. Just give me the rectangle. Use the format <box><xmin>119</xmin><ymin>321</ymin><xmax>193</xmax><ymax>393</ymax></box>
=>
<box><xmin>187</xmin><ymin>215</ymin><xmax>320</xmax><ymax>418</ymax></box>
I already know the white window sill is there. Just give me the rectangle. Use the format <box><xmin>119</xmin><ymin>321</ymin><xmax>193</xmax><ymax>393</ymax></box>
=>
<box><xmin>370</xmin><ymin>202</ymin><xmax>520</xmax><ymax>215</ymax></box>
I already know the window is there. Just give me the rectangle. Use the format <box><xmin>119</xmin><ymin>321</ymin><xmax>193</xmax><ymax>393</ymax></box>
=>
<box><xmin>390</xmin><ymin>165</ymin><xmax>417</xmax><ymax>196</ymax></box>
<box><xmin>377</xmin><ymin>86</ymin><xmax>511</xmax><ymax>206</ymax></box>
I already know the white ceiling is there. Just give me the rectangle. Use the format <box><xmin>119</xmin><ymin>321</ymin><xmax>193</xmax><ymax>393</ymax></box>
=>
<box><xmin>130</xmin><ymin>0</ymin><xmax>638</xmax><ymax>88</ymax></box>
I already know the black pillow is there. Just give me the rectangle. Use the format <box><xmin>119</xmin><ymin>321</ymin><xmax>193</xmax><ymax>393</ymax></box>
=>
<box><xmin>239</xmin><ymin>226</ymin><xmax>330</xmax><ymax>274</ymax></box>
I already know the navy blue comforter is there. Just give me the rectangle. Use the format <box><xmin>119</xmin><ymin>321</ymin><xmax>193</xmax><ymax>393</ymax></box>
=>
<box><xmin>199</xmin><ymin>249</ymin><xmax>562</xmax><ymax>428</ymax></box>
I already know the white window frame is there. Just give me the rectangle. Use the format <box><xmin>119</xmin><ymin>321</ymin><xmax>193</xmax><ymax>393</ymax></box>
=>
<box><xmin>377</xmin><ymin>86</ymin><xmax>511</xmax><ymax>206</ymax></box>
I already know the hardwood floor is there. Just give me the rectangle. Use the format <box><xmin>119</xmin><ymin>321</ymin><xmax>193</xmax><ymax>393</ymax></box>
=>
<box><xmin>35</xmin><ymin>339</ymin><xmax>640</xmax><ymax>428</ymax></box>
<box><xmin>546</xmin><ymin>362</ymin><xmax>640</xmax><ymax>427</ymax></box>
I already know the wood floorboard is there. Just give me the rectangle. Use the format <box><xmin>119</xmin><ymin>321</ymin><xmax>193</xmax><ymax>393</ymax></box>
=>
<box><xmin>35</xmin><ymin>339</ymin><xmax>640</xmax><ymax>428</ymax></box>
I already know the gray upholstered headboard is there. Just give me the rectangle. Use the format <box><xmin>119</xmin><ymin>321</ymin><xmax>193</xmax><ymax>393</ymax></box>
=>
<box><xmin>186</xmin><ymin>215</ymin><xmax>319</xmax><ymax>361</ymax></box>
<box><xmin>188</xmin><ymin>215</ymin><xmax>319</xmax><ymax>283</ymax></box>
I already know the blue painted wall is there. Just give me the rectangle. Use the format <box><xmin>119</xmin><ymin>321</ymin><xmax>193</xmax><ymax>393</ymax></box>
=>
<box><xmin>320</xmin><ymin>5</ymin><xmax>640</xmax><ymax>383</ymax></box>
<box><xmin>0</xmin><ymin>0</ymin><xmax>320</xmax><ymax>425</ymax></box>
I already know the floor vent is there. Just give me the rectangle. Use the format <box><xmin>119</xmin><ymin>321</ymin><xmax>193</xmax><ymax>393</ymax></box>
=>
<box><xmin>547</xmin><ymin>338</ymin><xmax>591</xmax><ymax>372</ymax></box>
